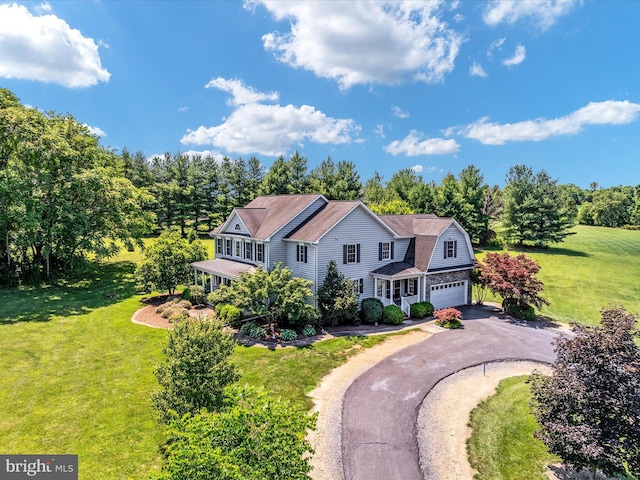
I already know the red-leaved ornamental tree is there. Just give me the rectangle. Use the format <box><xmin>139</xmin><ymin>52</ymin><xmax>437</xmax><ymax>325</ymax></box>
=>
<box><xmin>477</xmin><ymin>252</ymin><xmax>549</xmax><ymax>311</ymax></box>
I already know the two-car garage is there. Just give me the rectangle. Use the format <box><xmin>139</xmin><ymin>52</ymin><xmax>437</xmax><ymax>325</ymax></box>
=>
<box><xmin>429</xmin><ymin>280</ymin><xmax>468</xmax><ymax>310</ymax></box>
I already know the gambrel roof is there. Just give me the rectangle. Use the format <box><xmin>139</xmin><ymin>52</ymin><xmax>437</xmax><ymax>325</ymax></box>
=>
<box><xmin>378</xmin><ymin>214</ymin><xmax>465</xmax><ymax>272</ymax></box>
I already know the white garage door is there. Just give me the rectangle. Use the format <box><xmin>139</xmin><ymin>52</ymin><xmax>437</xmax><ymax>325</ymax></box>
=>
<box><xmin>430</xmin><ymin>281</ymin><xmax>467</xmax><ymax>310</ymax></box>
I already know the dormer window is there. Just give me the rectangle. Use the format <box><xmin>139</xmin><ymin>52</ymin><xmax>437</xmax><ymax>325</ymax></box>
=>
<box><xmin>444</xmin><ymin>240</ymin><xmax>457</xmax><ymax>259</ymax></box>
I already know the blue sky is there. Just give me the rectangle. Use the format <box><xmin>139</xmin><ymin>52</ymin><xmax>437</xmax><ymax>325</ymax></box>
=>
<box><xmin>2</xmin><ymin>0</ymin><xmax>640</xmax><ymax>189</ymax></box>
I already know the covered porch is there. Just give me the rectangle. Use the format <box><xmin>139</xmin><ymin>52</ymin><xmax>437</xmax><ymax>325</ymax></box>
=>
<box><xmin>190</xmin><ymin>258</ymin><xmax>256</xmax><ymax>293</ymax></box>
<box><xmin>371</xmin><ymin>262</ymin><xmax>424</xmax><ymax>317</ymax></box>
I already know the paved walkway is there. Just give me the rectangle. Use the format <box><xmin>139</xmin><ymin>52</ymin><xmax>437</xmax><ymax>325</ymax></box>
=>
<box><xmin>341</xmin><ymin>305</ymin><xmax>563</xmax><ymax>480</ymax></box>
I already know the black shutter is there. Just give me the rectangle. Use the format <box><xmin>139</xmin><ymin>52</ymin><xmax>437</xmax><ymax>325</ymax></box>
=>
<box><xmin>391</xmin><ymin>241</ymin><xmax>394</xmax><ymax>260</ymax></box>
<box><xmin>304</xmin><ymin>246</ymin><xmax>308</xmax><ymax>264</ymax></box>
<box><xmin>378</xmin><ymin>242</ymin><xmax>382</xmax><ymax>261</ymax></box>
<box><xmin>444</xmin><ymin>241</ymin><xmax>447</xmax><ymax>259</ymax></box>
<box><xmin>343</xmin><ymin>244</ymin><xmax>348</xmax><ymax>264</ymax></box>
<box><xmin>356</xmin><ymin>244</ymin><xmax>361</xmax><ymax>263</ymax></box>
<box><xmin>454</xmin><ymin>241</ymin><xmax>457</xmax><ymax>258</ymax></box>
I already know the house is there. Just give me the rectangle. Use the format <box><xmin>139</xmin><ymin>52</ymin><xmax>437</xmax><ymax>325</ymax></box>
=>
<box><xmin>191</xmin><ymin>194</ymin><xmax>476</xmax><ymax>315</ymax></box>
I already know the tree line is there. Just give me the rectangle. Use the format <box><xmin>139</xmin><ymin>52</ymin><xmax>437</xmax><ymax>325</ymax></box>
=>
<box><xmin>3</xmin><ymin>86</ymin><xmax>640</xmax><ymax>284</ymax></box>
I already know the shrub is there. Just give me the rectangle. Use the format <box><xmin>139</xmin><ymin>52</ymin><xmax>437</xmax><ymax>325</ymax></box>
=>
<box><xmin>507</xmin><ymin>304</ymin><xmax>537</xmax><ymax>321</ymax></box>
<box><xmin>155</xmin><ymin>386</ymin><xmax>315</xmax><ymax>480</ymax></box>
<box><xmin>167</xmin><ymin>312</ymin><xmax>189</xmax><ymax>324</ymax></box>
<box><xmin>249</xmin><ymin>326</ymin><xmax>267</xmax><ymax>339</ymax></box>
<box><xmin>302</xmin><ymin>325</ymin><xmax>316</xmax><ymax>337</ymax></box>
<box><xmin>360</xmin><ymin>298</ymin><xmax>384</xmax><ymax>324</ymax></box>
<box><xmin>382</xmin><ymin>305</ymin><xmax>404</xmax><ymax>325</ymax></box>
<box><xmin>151</xmin><ymin>317</ymin><xmax>238</xmax><ymax>424</ymax></box>
<box><xmin>184</xmin><ymin>285</ymin><xmax>206</xmax><ymax>305</ymax></box>
<box><xmin>156</xmin><ymin>302</ymin><xmax>172</xmax><ymax>315</ymax></box>
<box><xmin>160</xmin><ymin>304</ymin><xmax>189</xmax><ymax>320</ymax></box>
<box><xmin>410</xmin><ymin>301</ymin><xmax>434</xmax><ymax>318</ymax></box>
<box><xmin>434</xmin><ymin>308</ymin><xmax>463</xmax><ymax>328</ymax></box>
<box><xmin>279</xmin><ymin>329</ymin><xmax>297</xmax><ymax>341</ymax></box>
<box><xmin>317</xmin><ymin>260</ymin><xmax>359</xmax><ymax>326</ymax></box>
<box><xmin>177</xmin><ymin>299</ymin><xmax>192</xmax><ymax>309</ymax></box>
<box><xmin>438</xmin><ymin>319</ymin><xmax>462</xmax><ymax>329</ymax></box>
<box><xmin>218</xmin><ymin>304</ymin><xmax>243</xmax><ymax>327</ymax></box>
<box><xmin>239</xmin><ymin>321</ymin><xmax>257</xmax><ymax>336</ymax></box>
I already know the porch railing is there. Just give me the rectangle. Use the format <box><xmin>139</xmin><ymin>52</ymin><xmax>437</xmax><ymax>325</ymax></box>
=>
<box><xmin>401</xmin><ymin>295</ymin><xmax>419</xmax><ymax>317</ymax></box>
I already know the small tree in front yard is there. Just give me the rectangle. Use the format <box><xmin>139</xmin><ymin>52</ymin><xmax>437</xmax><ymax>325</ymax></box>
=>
<box><xmin>151</xmin><ymin>317</ymin><xmax>238</xmax><ymax>423</ymax></box>
<box><xmin>154</xmin><ymin>386</ymin><xmax>316</xmax><ymax>480</ymax></box>
<box><xmin>530</xmin><ymin>306</ymin><xmax>640</xmax><ymax>479</ymax></box>
<box><xmin>477</xmin><ymin>252</ymin><xmax>549</xmax><ymax>313</ymax></box>
<box><xmin>208</xmin><ymin>263</ymin><xmax>317</xmax><ymax>329</ymax></box>
<box><xmin>135</xmin><ymin>228</ymin><xmax>207</xmax><ymax>295</ymax></box>
<box><xmin>317</xmin><ymin>260</ymin><xmax>359</xmax><ymax>326</ymax></box>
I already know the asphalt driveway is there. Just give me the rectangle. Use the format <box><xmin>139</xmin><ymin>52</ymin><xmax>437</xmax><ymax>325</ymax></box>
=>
<box><xmin>341</xmin><ymin>305</ymin><xmax>562</xmax><ymax>480</ymax></box>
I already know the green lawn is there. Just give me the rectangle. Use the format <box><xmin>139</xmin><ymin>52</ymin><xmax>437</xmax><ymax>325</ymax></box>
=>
<box><xmin>0</xmin><ymin>240</ymin><xmax>406</xmax><ymax>479</ymax></box>
<box><xmin>467</xmin><ymin>376</ymin><xmax>559</xmax><ymax>480</ymax></box>
<box><xmin>477</xmin><ymin>225</ymin><xmax>640</xmax><ymax>325</ymax></box>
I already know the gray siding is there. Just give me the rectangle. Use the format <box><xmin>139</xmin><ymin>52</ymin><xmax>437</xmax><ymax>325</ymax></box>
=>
<box><xmin>221</xmin><ymin>213</ymin><xmax>249</xmax><ymax>236</ymax></box>
<box><xmin>427</xmin><ymin>225</ymin><xmax>474</xmax><ymax>271</ymax></box>
<box><xmin>285</xmin><ymin>242</ymin><xmax>316</xmax><ymax>286</ymax></box>
<box><xmin>316</xmin><ymin>206</ymin><xmax>408</xmax><ymax>301</ymax></box>
<box><xmin>268</xmin><ymin>197</ymin><xmax>326</xmax><ymax>268</ymax></box>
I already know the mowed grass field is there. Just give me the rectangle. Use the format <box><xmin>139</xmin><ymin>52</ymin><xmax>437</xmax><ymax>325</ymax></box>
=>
<box><xmin>467</xmin><ymin>376</ymin><xmax>559</xmax><ymax>480</ymax></box>
<box><xmin>477</xmin><ymin>225</ymin><xmax>640</xmax><ymax>325</ymax></box>
<box><xmin>0</xmin><ymin>240</ymin><xmax>404</xmax><ymax>479</ymax></box>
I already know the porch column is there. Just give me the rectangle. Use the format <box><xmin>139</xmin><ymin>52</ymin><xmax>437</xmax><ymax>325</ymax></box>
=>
<box><xmin>209</xmin><ymin>273</ymin><xmax>214</xmax><ymax>293</ymax></box>
<box><xmin>194</xmin><ymin>269</ymin><xmax>197</xmax><ymax>285</ymax></box>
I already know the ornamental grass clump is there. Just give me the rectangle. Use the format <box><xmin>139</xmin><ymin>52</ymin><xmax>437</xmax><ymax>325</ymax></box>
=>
<box><xmin>434</xmin><ymin>307</ymin><xmax>463</xmax><ymax>329</ymax></box>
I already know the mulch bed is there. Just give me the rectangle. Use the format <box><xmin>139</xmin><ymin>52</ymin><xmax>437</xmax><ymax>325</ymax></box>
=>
<box><xmin>131</xmin><ymin>294</ymin><xmax>411</xmax><ymax>346</ymax></box>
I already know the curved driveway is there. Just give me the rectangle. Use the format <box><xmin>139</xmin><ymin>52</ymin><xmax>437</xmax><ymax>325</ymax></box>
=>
<box><xmin>341</xmin><ymin>305</ymin><xmax>562</xmax><ymax>480</ymax></box>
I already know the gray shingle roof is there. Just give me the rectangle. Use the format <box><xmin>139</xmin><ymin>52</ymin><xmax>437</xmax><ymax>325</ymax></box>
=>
<box><xmin>287</xmin><ymin>201</ymin><xmax>360</xmax><ymax>242</ymax></box>
<box><xmin>212</xmin><ymin>194</ymin><xmax>325</xmax><ymax>240</ymax></box>
<box><xmin>191</xmin><ymin>258</ymin><xmax>256</xmax><ymax>278</ymax></box>
<box><xmin>378</xmin><ymin>214</ymin><xmax>456</xmax><ymax>271</ymax></box>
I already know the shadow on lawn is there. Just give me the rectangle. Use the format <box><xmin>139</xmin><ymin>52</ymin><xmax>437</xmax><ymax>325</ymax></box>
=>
<box><xmin>507</xmin><ymin>245</ymin><xmax>590</xmax><ymax>258</ymax></box>
<box><xmin>0</xmin><ymin>260</ymin><xmax>139</xmax><ymax>325</ymax></box>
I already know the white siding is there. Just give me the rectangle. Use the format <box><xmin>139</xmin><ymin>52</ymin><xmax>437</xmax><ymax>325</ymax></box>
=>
<box><xmin>316</xmin><ymin>206</ymin><xmax>408</xmax><ymax>300</ymax></box>
<box><xmin>221</xmin><ymin>213</ymin><xmax>249</xmax><ymax>235</ymax></box>
<box><xmin>428</xmin><ymin>225</ymin><xmax>474</xmax><ymax>271</ymax></box>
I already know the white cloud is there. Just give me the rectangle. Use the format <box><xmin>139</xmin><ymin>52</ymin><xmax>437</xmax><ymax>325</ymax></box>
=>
<box><xmin>0</xmin><ymin>4</ymin><xmax>110</xmax><ymax>88</ymax></box>
<box><xmin>374</xmin><ymin>124</ymin><xmax>385</xmax><ymax>138</ymax></box>
<box><xmin>384</xmin><ymin>130</ymin><xmax>460</xmax><ymax>156</ymax></box>
<box><xmin>461</xmin><ymin>100</ymin><xmax>640</xmax><ymax>145</ymax></box>
<box><xmin>410</xmin><ymin>164</ymin><xmax>423</xmax><ymax>173</ymax></box>
<box><xmin>502</xmin><ymin>45</ymin><xmax>526</xmax><ymax>66</ymax></box>
<box><xmin>178</xmin><ymin>106</ymin><xmax>189</xmax><ymax>112</ymax></box>
<box><xmin>182</xmin><ymin>150</ymin><xmax>225</xmax><ymax>161</ymax></box>
<box><xmin>182</xmin><ymin>78</ymin><xmax>360</xmax><ymax>156</ymax></box>
<box><xmin>411</xmin><ymin>164</ymin><xmax>438</xmax><ymax>174</ymax></box>
<box><xmin>84</xmin><ymin>124</ymin><xmax>106</xmax><ymax>137</ymax></box>
<box><xmin>487</xmin><ymin>37</ymin><xmax>505</xmax><ymax>59</ymax></box>
<box><xmin>35</xmin><ymin>2</ymin><xmax>52</xmax><ymax>13</ymax></box>
<box><xmin>483</xmin><ymin>0</ymin><xmax>578</xmax><ymax>31</ymax></box>
<box><xmin>205</xmin><ymin>77</ymin><xmax>279</xmax><ymax>106</ymax></box>
<box><xmin>251</xmin><ymin>0</ymin><xmax>463</xmax><ymax>89</ymax></box>
<box><xmin>392</xmin><ymin>106</ymin><xmax>410</xmax><ymax>118</ymax></box>
<box><xmin>469</xmin><ymin>62</ymin><xmax>487</xmax><ymax>77</ymax></box>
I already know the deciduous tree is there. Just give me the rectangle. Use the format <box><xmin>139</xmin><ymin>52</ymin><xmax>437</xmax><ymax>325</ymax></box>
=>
<box><xmin>477</xmin><ymin>252</ymin><xmax>549</xmax><ymax>311</ymax></box>
<box><xmin>135</xmin><ymin>229</ymin><xmax>207</xmax><ymax>295</ymax></box>
<box><xmin>530</xmin><ymin>307</ymin><xmax>640</xmax><ymax>479</ymax></box>
<box><xmin>155</xmin><ymin>386</ymin><xmax>315</xmax><ymax>480</ymax></box>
